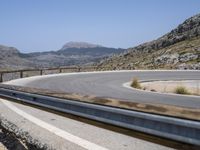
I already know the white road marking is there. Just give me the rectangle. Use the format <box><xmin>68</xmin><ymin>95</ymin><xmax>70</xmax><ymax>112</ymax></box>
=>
<box><xmin>1</xmin><ymin>99</ymin><xmax>108</xmax><ymax>150</ymax></box>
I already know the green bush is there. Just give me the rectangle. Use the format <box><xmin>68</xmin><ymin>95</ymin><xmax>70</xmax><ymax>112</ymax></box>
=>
<box><xmin>174</xmin><ymin>86</ymin><xmax>190</xmax><ymax>95</ymax></box>
<box><xmin>131</xmin><ymin>78</ymin><xmax>141</xmax><ymax>89</ymax></box>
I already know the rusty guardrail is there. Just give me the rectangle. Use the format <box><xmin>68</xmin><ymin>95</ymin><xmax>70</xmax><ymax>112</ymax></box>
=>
<box><xmin>0</xmin><ymin>66</ymin><xmax>114</xmax><ymax>82</ymax></box>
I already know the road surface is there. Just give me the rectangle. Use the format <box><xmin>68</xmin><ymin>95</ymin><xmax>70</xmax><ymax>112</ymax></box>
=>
<box><xmin>5</xmin><ymin>70</ymin><xmax>200</xmax><ymax>108</ymax></box>
<box><xmin>1</xmin><ymin>70</ymin><xmax>200</xmax><ymax>149</ymax></box>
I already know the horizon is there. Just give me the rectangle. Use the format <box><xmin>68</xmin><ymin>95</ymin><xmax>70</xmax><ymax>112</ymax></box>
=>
<box><xmin>0</xmin><ymin>0</ymin><xmax>200</xmax><ymax>52</ymax></box>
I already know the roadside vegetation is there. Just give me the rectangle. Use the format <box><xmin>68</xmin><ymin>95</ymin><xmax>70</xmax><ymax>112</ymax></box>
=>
<box><xmin>174</xmin><ymin>86</ymin><xmax>190</xmax><ymax>95</ymax></box>
<box><xmin>131</xmin><ymin>78</ymin><xmax>142</xmax><ymax>89</ymax></box>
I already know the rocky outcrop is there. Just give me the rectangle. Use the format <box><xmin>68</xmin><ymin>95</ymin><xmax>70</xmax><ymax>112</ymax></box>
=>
<box><xmin>154</xmin><ymin>53</ymin><xmax>179</xmax><ymax>65</ymax></box>
<box><xmin>177</xmin><ymin>63</ymin><xmax>200</xmax><ymax>70</ymax></box>
<box><xmin>179</xmin><ymin>53</ymin><xmax>198</xmax><ymax>62</ymax></box>
<box><xmin>154</xmin><ymin>53</ymin><xmax>199</xmax><ymax>65</ymax></box>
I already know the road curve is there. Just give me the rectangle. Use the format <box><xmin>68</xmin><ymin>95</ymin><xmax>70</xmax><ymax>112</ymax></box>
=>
<box><xmin>5</xmin><ymin>70</ymin><xmax>200</xmax><ymax>108</ymax></box>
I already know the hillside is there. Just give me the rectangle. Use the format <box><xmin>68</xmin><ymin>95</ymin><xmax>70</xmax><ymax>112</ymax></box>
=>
<box><xmin>98</xmin><ymin>13</ymin><xmax>200</xmax><ymax>70</ymax></box>
<box><xmin>0</xmin><ymin>42</ymin><xmax>126</xmax><ymax>70</ymax></box>
<box><xmin>0</xmin><ymin>45</ymin><xmax>36</xmax><ymax>70</ymax></box>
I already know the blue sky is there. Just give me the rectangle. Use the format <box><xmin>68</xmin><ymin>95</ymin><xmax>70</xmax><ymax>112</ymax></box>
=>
<box><xmin>0</xmin><ymin>0</ymin><xmax>200</xmax><ymax>52</ymax></box>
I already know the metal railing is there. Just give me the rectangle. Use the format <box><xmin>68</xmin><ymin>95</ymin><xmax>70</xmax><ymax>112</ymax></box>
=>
<box><xmin>0</xmin><ymin>66</ymin><xmax>115</xmax><ymax>82</ymax></box>
<box><xmin>0</xmin><ymin>87</ymin><xmax>200</xmax><ymax>146</ymax></box>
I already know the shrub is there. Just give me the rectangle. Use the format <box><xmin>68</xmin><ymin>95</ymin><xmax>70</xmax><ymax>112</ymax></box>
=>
<box><xmin>150</xmin><ymin>89</ymin><xmax>156</xmax><ymax>92</ymax></box>
<box><xmin>131</xmin><ymin>78</ymin><xmax>141</xmax><ymax>89</ymax></box>
<box><xmin>174</xmin><ymin>86</ymin><xmax>190</xmax><ymax>95</ymax></box>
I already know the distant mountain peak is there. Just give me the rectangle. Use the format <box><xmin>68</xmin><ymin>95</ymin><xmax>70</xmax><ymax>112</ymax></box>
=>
<box><xmin>61</xmin><ymin>41</ymin><xmax>102</xmax><ymax>49</ymax></box>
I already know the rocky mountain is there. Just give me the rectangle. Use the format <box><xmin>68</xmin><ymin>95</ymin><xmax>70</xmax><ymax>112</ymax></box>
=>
<box><xmin>61</xmin><ymin>41</ymin><xmax>101</xmax><ymax>49</ymax></box>
<box><xmin>0</xmin><ymin>42</ymin><xmax>126</xmax><ymax>70</ymax></box>
<box><xmin>98</xmin><ymin>13</ymin><xmax>200</xmax><ymax>70</ymax></box>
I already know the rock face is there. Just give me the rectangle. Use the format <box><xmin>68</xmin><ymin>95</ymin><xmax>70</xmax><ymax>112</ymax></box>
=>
<box><xmin>0</xmin><ymin>43</ymin><xmax>126</xmax><ymax>70</ymax></box>
<box><xmin>98</xmin><ymin>13</ymin><xmax>200</xmax><ymax>70</ymax></box>
<box><xmin>177</xmin><ymin>63</ymin><xmax>200</xmax><ymax>70</ymax></box>
<box><xmin>179</xmin><ymin>53</ymin><xmax>198</xmax><ymax>62</ymax></box>
<box><xmin>154</xmin><ymin>53</ymin><xmax>179</xmax><ymax>65</ymax></box>
<box><xmin>154</xmin><ymin>53</ymin><xmax>199</xmax><ymax>65</ymax></box>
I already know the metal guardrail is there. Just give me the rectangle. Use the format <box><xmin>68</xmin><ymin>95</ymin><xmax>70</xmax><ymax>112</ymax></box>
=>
<box><xmin>0</xmin><ymin>66</ymin><xmax>135</xmax><ymax>82</ymax></box>
<box><xmin>0</xmin><ymin>66</ymin><xmax>108</xmax><ymax>82</ymax></box>
<box><xmin>0</xmin><ymin>87</ymin><xmax>200</xmax><ymax>146</ymax></box>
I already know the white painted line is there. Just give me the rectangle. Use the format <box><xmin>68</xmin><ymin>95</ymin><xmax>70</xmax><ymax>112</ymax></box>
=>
<box><xmin>122</xmin><ymin>82</ymin><xmax>134</xmax><ymax>90</ymax></box>
<box><xmin>1</xmin><ymin>99</ymin><xmax>108</xmax><ymax>150</ymax></box>
<box><xmin>123</xmin><ymin>82</ymin><xmax>200</xmax><ymax>98</ymax></box>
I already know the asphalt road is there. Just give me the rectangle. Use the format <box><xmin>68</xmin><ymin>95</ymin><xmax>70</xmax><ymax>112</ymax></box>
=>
<box><xmin>5</xmin><ymin>70</ymin><xmax>200</xmax><ymax>108</ymax></box>
<box><xmin>2</xmin><ymin>70</ymin><xmax>200</xmax><ymax>149</ymax></box>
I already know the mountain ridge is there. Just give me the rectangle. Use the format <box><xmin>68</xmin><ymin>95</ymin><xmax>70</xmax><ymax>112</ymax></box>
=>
<box><xmin>0</xmin><ymin>42</ymin><xmax>126</xmax><ymax>70</ymax></box>
<box><xmin>1</xmin><ymin>13</ymin><xmax>200</xmax><ymax>70</ymax></box>
<box><xmin>61</xmin><ymin>41</ymin><xmax>102</xmax><ymax>49</ymax></box>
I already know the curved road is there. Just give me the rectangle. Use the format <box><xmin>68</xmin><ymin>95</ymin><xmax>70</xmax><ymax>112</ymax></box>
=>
<box><xmin>5</xmin><ymin>70</ymin><xmax>200</xmax><ymax>108</ymax></box>
<box><xmin>1</xmin><ymin>70</ymin><xmax>200</xmax><ymax>149</ymax></box>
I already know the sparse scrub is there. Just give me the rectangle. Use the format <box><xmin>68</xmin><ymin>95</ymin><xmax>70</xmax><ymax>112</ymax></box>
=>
<box><xmin>174</xmin><ymin>86</ymin><xmax>190</xmax><ymax>95</ymax></box>
<box><xmin>150</xmin><ymin>89</ymin><xmax>156</xmax><ymax>92</ymax></box>
<box><xmin>131</xmin><ymin>78</ymin><xmax>141</xmax><ymax>89</ymax></box>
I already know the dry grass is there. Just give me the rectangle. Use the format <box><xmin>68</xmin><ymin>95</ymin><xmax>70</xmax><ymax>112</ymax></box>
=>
<box><xmin>131</xmin><ymin>78</ymin><xmax>141</xmax><ymax>89</ymax></box>
<box><xmin>174</xmin><ymin>86</ymin><xmax>190</xmax><ymax>95</ymax></box>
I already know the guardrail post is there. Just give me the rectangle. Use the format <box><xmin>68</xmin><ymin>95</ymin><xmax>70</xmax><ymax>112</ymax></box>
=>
<box><xmin>78</xmin><ymin>67</ymin><xmax>81</xmax><ymax>72</ymax></box>
<box><xmin>59</xmin><ymin>68</ymin><xmax>62</xmax><ymax>73</ymax></box>
<box><xmin>40</xmin><ymin>70</ymin><xmax>43</xmax><ymax>75</ymax></box>
<box><xmin>0</xmin><ymin>73</ymin><xmax>3</xmax><ymax>82</ymax></box>
<box><xmin>20</xmin><ymin>71</ymin><xmax>23</xmax><ymax>78</ymax></box>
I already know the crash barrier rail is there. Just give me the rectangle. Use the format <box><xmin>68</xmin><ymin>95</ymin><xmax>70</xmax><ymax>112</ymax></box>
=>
<box><xmin>0</xmin><ymin>87</ymin><xmax>199</xmax><ymax>146</ymax></box>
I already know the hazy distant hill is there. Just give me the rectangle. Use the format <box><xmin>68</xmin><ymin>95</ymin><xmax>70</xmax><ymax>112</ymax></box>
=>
<box><xmin>0</xmin><ymin>45</ymin><xmax>36</xmax><ymax>70</ymax></box>
<box><xmin>98</xmin><ymin>13</ymin><xmax>200</xmax><ymax>70</ymax></box>
<box><xmin>58</xmin><ymin>43</ymin><xmax>125</xmax><ymax>57</ymax></box>
<box><xmin>0</xmin><ymin>42</ymin><xmax>126</xmax><ymax>70</ymax></box>
<box><xmin>61</xmin><ymin>41</ymin><xmax>102</xmax><ymax>49</ymax></box>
